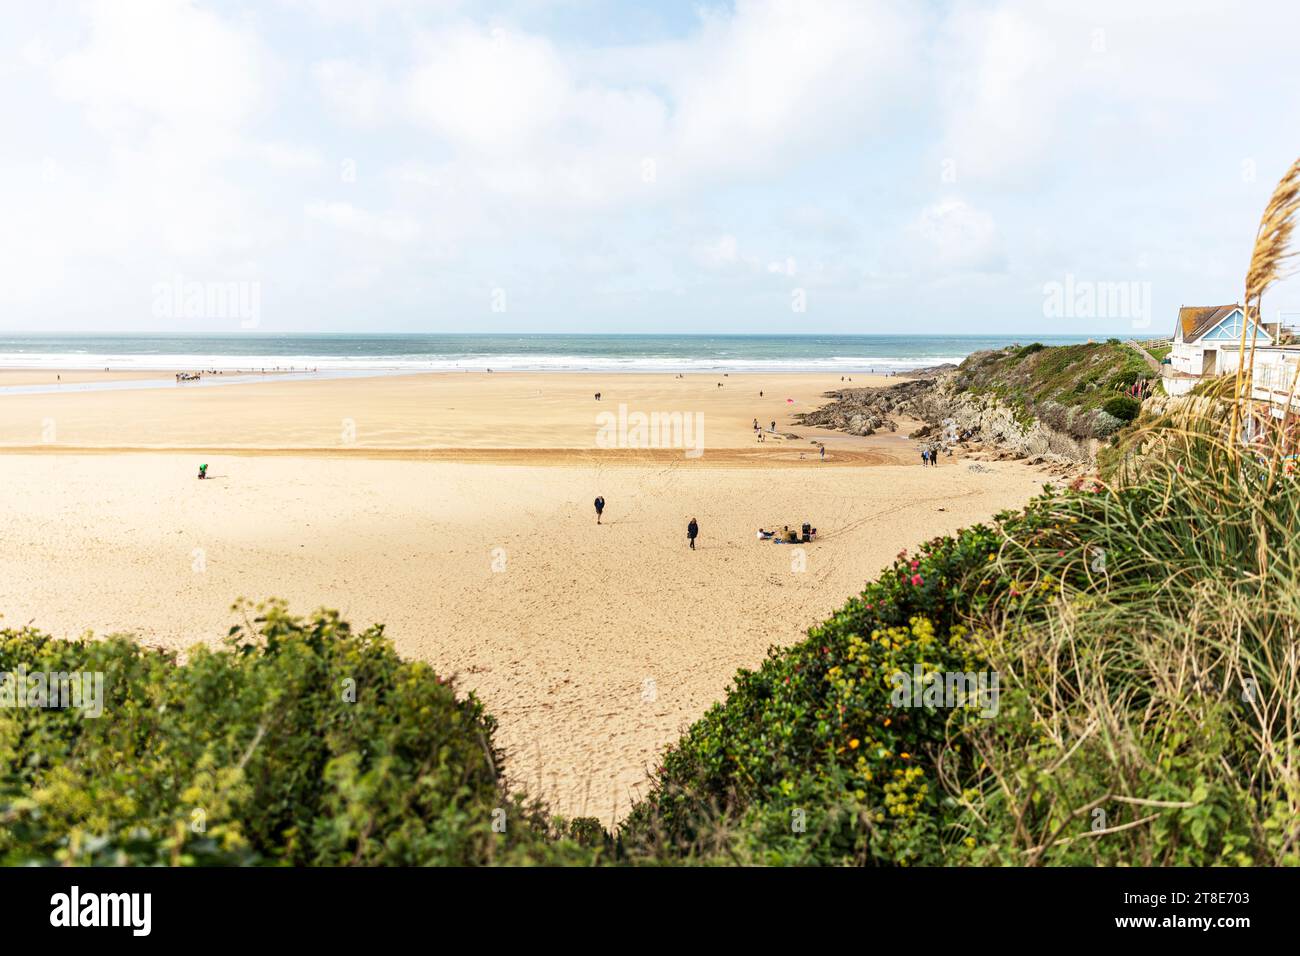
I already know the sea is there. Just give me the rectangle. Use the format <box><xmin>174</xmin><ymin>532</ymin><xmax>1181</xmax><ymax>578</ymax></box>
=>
<box><xmin>0</xmin><ymin>333</ymin><xmax>1100</xmax><ymax>375</ymax></box>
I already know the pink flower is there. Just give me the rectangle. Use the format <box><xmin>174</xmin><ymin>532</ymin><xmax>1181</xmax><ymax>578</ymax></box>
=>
<box><xmin>910</xmin><ymin>560</ymin><xmax>920</xmax><ymax>571</ymax></box>
<box><xmin>910</xmin><ymin>574</ymin><xmax>923</xmax><ymax>586</ymax></box>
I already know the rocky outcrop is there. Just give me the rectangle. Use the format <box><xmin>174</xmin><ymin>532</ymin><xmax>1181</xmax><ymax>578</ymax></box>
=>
<box><xmin>794</xmin><ymin>378</ymin><xmax>930</xmax><ymax>436</ymax></box>
<box><xmin>796</xmin><ymin>369</ymin><xmax>1099</xmax><ymax>463</ymax></box>
<box><xmin>932</xmin><ymin>384</ymin><xmax>1100</xmax><ymax>462</ymax></box>
<box><xmin>898</xmin><ymin>363</ymin><xmax>958</xmax><ymax>379</ymax></box>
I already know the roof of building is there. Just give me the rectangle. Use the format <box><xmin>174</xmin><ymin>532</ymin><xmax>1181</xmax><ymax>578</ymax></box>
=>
<box><xmin>1178</xmin><ymin>304</ymin><xmax>1245</xmax><ymax>342</ymax></box>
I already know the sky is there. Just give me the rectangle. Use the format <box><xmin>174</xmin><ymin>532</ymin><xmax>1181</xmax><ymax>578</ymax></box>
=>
<box><xmin>2</xmin><ymin>0</ymin><xmax>1299</xmax><ymax>336</ymax></box>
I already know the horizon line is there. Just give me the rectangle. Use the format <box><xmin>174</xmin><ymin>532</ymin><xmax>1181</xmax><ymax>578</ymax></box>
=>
<box><xmin>0</xmin><ymin>330</ymin><xmax>1152</xmax><ymax>338</ymax></box>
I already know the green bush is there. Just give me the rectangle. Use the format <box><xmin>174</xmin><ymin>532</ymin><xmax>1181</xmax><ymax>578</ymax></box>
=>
<box><xmin>0</xmin><ymin>600</ymin><xmax>597</xmax><ymax>866</ymax></box>
<box><xmin>1102</xmin><ymin>395</ymin><xmax>1141</xmax><ymax>422</ymax></box>
<box><xmin>1106</xmin><ymin>368</ymin><xmax>1141</xmax><ymax>390</ymax></box>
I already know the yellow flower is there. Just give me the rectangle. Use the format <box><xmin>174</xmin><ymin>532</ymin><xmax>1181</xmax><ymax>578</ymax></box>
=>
<box><xmin>849</xmin><ymin>738</ymin><xmax>860</xmax><ymax>749</ymax></box>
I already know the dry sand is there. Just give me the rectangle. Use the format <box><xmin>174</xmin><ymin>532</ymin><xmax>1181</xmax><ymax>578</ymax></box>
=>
<box><xmin>0</xmin><ymin>371</ymin><xmax>1049</xmax><ymax>823</ymax></box>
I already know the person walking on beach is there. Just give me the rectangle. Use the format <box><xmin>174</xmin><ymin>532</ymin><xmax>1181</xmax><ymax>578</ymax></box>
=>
<box><xmin>687</xmin><ymin>517</ymin><xmax>699</xmax><ymax>550</ymax></box>
<box><xmin>920</xmin><ymin>448</ymin><xmax>928</xmax><ymax>467</ymax></box>
<box><xmin>594</xmin><ymin>495</ymin><xmax>605</xmax><ymax>524</ymax></box>
<box><xmin>820</xmin><ymin>444</ymin><xmax>826</xmax><ymax>461</ymax></box>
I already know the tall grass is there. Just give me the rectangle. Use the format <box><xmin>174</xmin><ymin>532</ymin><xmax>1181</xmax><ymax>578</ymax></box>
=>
<box><xmin>1230</xmin><ymin>157</ymin><xmax>1300</xmax><ymax>460</ymax></box>
<box><xmin>955</xmin><ymin>400</ymin><xmax>1300</xmax><ymax>863</ymax></box>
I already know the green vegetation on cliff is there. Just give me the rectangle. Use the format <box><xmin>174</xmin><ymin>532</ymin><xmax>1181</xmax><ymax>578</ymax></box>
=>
<box><xmin>953</xmin><ymin>341</ymin><xmax>1153</xmax><ymax>439</ymax></box>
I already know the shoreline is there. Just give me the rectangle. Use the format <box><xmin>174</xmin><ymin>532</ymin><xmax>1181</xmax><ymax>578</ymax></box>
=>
<box><xmin>0</xmin><ymin>445</ymin><xmax>907</xmax><ymax>466</ymax></box>
<box><xmin>0</xmin><ymin>366</ymin><xmax>914</xmax><ymax>399</ymax></box>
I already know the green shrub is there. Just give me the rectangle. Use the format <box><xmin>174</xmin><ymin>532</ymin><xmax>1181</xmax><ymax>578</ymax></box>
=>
<box><xmin>1106</xmin><ymin>368</ymin><xmax>1141</xmax><ymax>390</ymax></box>
<box><xmin>1102</xmin><ymin>395</ymin><xmax>1141</xmax><ymax>422</ymax></box>
<box><xmin>0</xmin><ymin>601</ymin><xmax>597</xmax><ymax>866</ymax></box>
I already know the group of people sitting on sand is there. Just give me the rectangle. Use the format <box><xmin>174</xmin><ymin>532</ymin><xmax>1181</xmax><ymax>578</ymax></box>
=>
<box><xmin>757</xmin><ymin>523</ymin><xmax>817</xmax><ymax>543</ymax></box>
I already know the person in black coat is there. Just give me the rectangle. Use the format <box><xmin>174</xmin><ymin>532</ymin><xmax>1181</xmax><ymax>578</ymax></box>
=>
<box><xmin>594</xmin><ymin>496</ymin><xmax>605</xmax><ymax>524</ymax></box>
<box><xmin>687</xmin><ymin>517</ymin><xmax>699</xmax><ymax>550</ymax></box>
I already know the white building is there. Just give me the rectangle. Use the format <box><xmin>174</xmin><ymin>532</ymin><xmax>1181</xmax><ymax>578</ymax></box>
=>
<box><xmin>1164</xmin><ymin>304</ymin><xmax>1275</xmax><ymax>396</ymax></box>
<box><xmin>1163</xmin><ymin>304</ymin><xmax>1300</xmax><ymax>410</ymax></box>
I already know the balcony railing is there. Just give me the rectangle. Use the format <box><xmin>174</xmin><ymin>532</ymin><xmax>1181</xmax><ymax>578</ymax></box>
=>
<box><xmin>1252</xmin><ymin>361</ymin><xmax>1300</xmax><ymax>407</ymax></box>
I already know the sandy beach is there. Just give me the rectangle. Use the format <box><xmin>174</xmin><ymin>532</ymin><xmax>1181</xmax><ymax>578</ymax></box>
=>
<box><xmin>0</xmin><ymin>371</ymin><xmax>1048</xmax><ymax>822</ymax></box>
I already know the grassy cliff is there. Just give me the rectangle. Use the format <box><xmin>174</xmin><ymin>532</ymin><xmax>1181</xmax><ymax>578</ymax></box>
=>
<box><xmin>797</xmin><ymin>339</ymin><xmax>1155</xmax><ymax>458</ymax></box>
<box><xmin>950</xmin><ymin>339</ymin><xmax>1152</xmax><ymax>439</ymax></box>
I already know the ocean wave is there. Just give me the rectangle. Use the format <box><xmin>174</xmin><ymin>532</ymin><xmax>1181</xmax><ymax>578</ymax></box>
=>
<box><xmin>0</xmin><ymin>351</ymin><xmax>967</xmax><ymax>373</ymax></box>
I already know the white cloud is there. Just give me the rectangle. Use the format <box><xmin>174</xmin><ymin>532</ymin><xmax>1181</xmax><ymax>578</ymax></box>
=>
<box><xmin>313</xmin><ymin>1</ymin><xmax>917</xmax><ymax>208</ymax></box>
<box><xmin>51</xmin><ymin>0</ymin><xmax>264</xmax><ymax>140</ymax></box>
<box><xmin>935</xmin><ymin>1</ymin><xmax>1300</xmax><ymax>186</ymax></box>
<box><xmin>406</xmin><ymin>25</ymin><xmax>571</xmax><ymax>153</ymax></box>
<box><xmin>669</xmin><ymin>0</ymin><xmax>915</xmax><ymax>176</ymax></box>
<box><xmin>5</xmin><ymin>0</ymin><xmax>1300</xmax><ymax>332</ymax></box>
<box><xmin>936</xmin><ymin>6</ymin><xmax>1061</xmax><ymax>182</ymax></box>
<box><xmin>251</xmin><ymin>142</ymin><xmax>326</xmax><ymax>171</ymax></box>
<box><xmin>693</xmin><ymin>234</ymin><xmax>742</xmax><ymax>270</ymax></box>
<box><xmin>305</xmin><ymin>200</ymin><xmax>421</xmax><ymax>242</ymax></box>
<box><xmin>905</xmin><ymin>199</ymin><xmax>1005</xmax><ymax>274</ymax></box>
<box><xmin>0</xmin><ymin>0</ymin><xmax>283</xmax><ymax>320</ymax></box>
<box><xmin>315</xmin><ymin>58</ymin><xmax>392</xmax><ymax>126</ymax></box>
